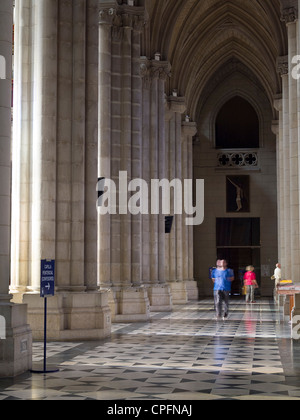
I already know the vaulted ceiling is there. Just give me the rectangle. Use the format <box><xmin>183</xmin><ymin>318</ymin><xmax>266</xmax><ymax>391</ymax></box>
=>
<box><xmin>145</xmin><ymin>0</ymin><xmax>288</xmax><ymax>118</ymax></box>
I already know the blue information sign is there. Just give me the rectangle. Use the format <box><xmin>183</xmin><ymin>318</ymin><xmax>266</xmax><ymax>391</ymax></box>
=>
<box><xmin>40</xmin><ymin>260</ymin><xmax>55</xmax><ymax>298</ymax></box>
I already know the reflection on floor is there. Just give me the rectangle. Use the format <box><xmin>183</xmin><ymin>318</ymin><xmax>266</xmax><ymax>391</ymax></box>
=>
<box><xmin>1</xmin><ymin>298</ymin><xmax>300</xmax><ymax>400</ymax></box>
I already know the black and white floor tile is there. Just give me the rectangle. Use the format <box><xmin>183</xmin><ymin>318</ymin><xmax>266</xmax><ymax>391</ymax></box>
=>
<box><xmin>1</xmin><ymin>298</ymin><xmax>300</xmax><ymax>400</ymax></box>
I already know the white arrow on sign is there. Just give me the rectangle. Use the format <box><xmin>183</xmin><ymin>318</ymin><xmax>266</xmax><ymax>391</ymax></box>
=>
<box><xmin>45</xmin><ymin>283</ymin><xmax>51</xmax><ymax>290</ymax></box>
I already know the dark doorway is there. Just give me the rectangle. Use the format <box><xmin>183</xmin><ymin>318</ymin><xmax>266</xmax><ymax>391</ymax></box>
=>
<box><xmin>216</xmin><ymin>248</ymin><xmax>261</xmax><ymax>295</ymax></box>
<box><xmin>216</xmin><ymin>218</ymin><xmax>261</xmax><ymax>295</ymax></box>
<box><xmin>216</xmin><ymin>96</ymin><xmax>259</xmax><ymax>149</ymax></box>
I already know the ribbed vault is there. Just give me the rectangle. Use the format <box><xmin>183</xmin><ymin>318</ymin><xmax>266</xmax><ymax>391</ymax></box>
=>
<box><xmin>145</xmin><ymin>0</ymin><xmax>288</xmax><ymax>119</ymax></box>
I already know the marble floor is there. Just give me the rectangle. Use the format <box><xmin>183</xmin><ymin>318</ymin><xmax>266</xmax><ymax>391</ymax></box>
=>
<box><xmin>1</xmin><ymin>298</ymin><xmax>300</xmax><ymax>400</ymax></box>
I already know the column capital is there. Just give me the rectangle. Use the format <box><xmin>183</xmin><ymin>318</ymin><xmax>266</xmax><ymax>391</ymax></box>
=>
<box><xmin>271</xmin><ymin>120</ymin><xmax>280</xmax><ymax>136</ymax></box>
<box><xmin>276</xmin><ymin>55</ymin><xmax>289</xmax><ymax>76</ymax></box>
<box><xmin>280</xmin><ymin>0</ymin><xmax>298</xmax><ymax>24</ymax></box>
<box><xmin>150</xmin><ymin>59</ymin><xmax>171</xmax><ymax>81</ymax></box>
<box><xmin>273</xmin><ymin>94</ymin><xmax>283</xmax><ymax>112</ymax></box>
<box><xmin>99</xmin><ymin>8</ymin><xmax>122</xmax><ymax>26</ymax></box>
<box><xmin>140</xmin><ymin>57</ymin><xmax>171</xmax><ymax>86</ymax></box>
<box><xmin>166</xmin><ymin>95</ymin><xmax>187</xmax><ymax>115</ymax></box>
<box><xmin>121</xmin><ymin>9</ymin><xmax>145</xmax><ymax>31</ymax></box>
<box><xmin>99</xmin><ymin>3</ymin><xmax>145</xmax><ymax>31</ymax></box>
<box><xmin>181</xmin><ymin>121</ymin><xmax>198</xmax><ymax>139</ymax></box>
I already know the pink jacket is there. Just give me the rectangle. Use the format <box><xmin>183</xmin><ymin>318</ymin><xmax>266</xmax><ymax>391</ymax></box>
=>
<box><xmin>244</xmin><ymin>271</ymin><xmax>256</xmax><ymax>286</ymax></box>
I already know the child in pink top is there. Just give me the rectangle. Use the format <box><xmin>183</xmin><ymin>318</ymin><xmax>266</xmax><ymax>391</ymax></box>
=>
<box><xmin>243</xmin><ymin>266</ymin><xmax>258</xmax><ymax>303</ymax></box>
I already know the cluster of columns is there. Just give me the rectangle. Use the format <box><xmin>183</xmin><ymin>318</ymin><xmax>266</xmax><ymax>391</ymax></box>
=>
<box><xmin>97</xmin><ymin>3</ymin><xmax>198</xmax><ymax>321</ymax></box>
<box><xmin>165</xmin><ymin>97</ymin><xmax>197</xmax><ymax>302</ymax></box>
<box><xmin>5</xmin><ymin>0</ymin><xmax>198</xmax><ymax>350</ymax></box>
<box><xmin>98</xmin><ymin>5</ymin><xmax>152</xmax><ymax>321</ymax></box>
<box><xmin>275</xmin><ymin>0</ymin><xmax>300</xmax><ymax>335</ymax></box>
<box><xmin>11</xmin><ymin>0</ymin><xmax>111</xmax><ymax>341</ymax></box>
<box><xmin>275</xmin><ymin>1</ymin><xmax>300</xmax><ymax>283</ymax></box>
<box><xmin>5</xmin><ymin>0</ymin><xmax>300</xmax><ymax>375</ymax></box>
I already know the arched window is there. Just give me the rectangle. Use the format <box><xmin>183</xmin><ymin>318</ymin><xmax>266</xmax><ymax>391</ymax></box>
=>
<box><xmin>215</xmin><ymin>96</ymin><xmax>259</xmax><ymax>149</ymax></box>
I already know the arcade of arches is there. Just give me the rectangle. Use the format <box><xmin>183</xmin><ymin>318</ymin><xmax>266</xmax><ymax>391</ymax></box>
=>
<box><xmin>0</xmin><ymin>0</ymin><xmax>300</xmax><ymax>378</ymax></box>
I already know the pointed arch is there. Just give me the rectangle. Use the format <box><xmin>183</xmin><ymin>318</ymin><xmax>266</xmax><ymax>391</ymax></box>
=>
<box><xmin>146</xmin><ymin>0</ymin><xmax>287</xmax><ymax>112</ymax></box>
<box><xmin>215</xmin><ymin>96</ymin><xmax>260</xmax><ymax>149</ymax></box>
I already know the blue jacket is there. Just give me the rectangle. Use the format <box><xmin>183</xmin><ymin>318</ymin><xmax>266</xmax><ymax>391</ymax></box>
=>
<box><xmin>212</xmin><ymin>268</ymin><xmax>234</xmax><ymax>291</ymax></box>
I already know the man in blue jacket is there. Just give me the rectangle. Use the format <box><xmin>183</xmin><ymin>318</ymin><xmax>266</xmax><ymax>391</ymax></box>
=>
<box><xmin>212</xmin><ymin>260</ymin><xmax>234</xmax><ymax>320</ymax></box>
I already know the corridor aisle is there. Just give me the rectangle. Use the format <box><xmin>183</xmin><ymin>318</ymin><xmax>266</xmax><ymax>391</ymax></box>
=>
<box><xmin>1</xmin><ymin>299</ymin><xmax>300</xmax><ymax>400</ymax></box>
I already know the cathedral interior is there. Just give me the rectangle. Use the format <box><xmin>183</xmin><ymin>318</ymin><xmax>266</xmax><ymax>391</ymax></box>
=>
<box><xmin>1</xmin><ymin>0</ymin><xmax>300</xmax><ymax>402</ymax></box>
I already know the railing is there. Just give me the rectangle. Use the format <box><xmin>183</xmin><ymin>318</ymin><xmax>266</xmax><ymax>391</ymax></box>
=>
<box><xmin>217</xmin><ymin>152</ymin><xmax>258</xmax><ymax>167</ymax></box>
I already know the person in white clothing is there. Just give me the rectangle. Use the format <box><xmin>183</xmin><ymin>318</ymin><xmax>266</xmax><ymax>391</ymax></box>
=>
<box><xmin>272</xmin><ymin>263</ymin><xmax>281</xmax><ymax>303</ymax></box>
<box><xmin>274</xmin><ymin>263</ymin><xmax>281</xmax><ymax>287</ymax></box>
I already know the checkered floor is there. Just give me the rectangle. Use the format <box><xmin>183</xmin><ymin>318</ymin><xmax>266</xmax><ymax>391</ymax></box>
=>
<box><xmin>1</xmin><ymin>298</ymin><xmax>300</xmax><ymax>400</ymax></box>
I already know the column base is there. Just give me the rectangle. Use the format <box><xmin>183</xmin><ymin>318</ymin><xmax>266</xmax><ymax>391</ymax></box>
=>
<box><xmin>22</xmin><ymin>291</ymin><xmax>111</xmax><ymax>341</ymax></box>
<box><xmin>185</xmin><ymin>280</ymin><xmax>199</xmax><ymax>301</ymax></box>
<box><xmin>147</xmin><ymin>284</ymin><xmax>172</xmax><ymax>312</ymax></box>
<box><xmin>0</xmin><ymin>302</ymin><xmax>32</xmax><ymax>377</ymax></box>
<box><xmin>109</xmin><ymin>287</ymin><xmax>150</xmax><ymax>323</ymax></box>
<box><xmin>168</xmin><ymin>281</ymin><xmax>188</xmax><ymax>304</ymax></box>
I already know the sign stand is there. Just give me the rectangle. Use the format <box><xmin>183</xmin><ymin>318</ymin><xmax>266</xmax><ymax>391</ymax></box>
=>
<box><xmin>31</xmin><ymin>260</ymin><xmax>59</xmax><ymax>374</ymax></box>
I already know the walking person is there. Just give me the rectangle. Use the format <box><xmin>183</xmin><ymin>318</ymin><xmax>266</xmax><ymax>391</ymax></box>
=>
<box><xmin>271</xmin><ymin>263</ymin><xmax>281</xmax><ymax>303</ymax></box>
<box><xmin>243</xmin><ymin>265</ymin><xmax>258</xmax><ymax>303</ymax></box>
<box><xmin>212</xmin><ymin>260</ymin><xmax>234</xmax><ymax>320</ymax></box>
<box><xmin>272</xmin><ymin>263</ymin><xmax>281</xmax><ymax>287</ymax></box>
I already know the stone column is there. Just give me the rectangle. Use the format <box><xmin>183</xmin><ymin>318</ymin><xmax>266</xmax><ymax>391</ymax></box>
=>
<box><xmin>165</xmin><ymin>95</ymin><xmax>188</xmax><ymax>304</ymax></box>
<box><xmin>273</xmin><ymin>96</ymin><xmax>285</xmax><ymax>274</ymax></box>
<box><xmin>277</xmin><ymin>56</ymin><xmax>291</xmax><ymax>280</ymax></box>
<box><xmin>12</xmin><ymin>0</ymin><xmax>111</xmax><ymax>341</ymax></box>
<box><xmin>98</xmin><ymin>8</ymin><xmax>113</xmax><ymax>291</ymax></box>
<box><xmin>131</xmin><ymin>23</ymin><xmax>143</xmax><ymax>288</ymax></box>
<box><xmin>11</xmin><ymin>0</ymin><xmax>58</xmax><ymax>295</ymax></box>
<box><xmin>286</xmin><ymin>10</ymin><xmax>300</xmax><ymax>282</ymax></box>
<box><xmin>0</xmin><ymin>0</ymin><xmax>32</xmax><ymax>377</ymax></box>
<box><xmin>55</xmin><ymin>0</ymin><xmax>87</xmax><ymax>294</ymax></box>
<box><xmin>141</xmin><ymin>59</ymin><xmax>151</xmax><ymax>288</ymax></box>
<box><xmin>140</xmin><ymin>57</ymin><xmax>172</xmax><ymax>311</ymax></box>
<box><xmin>69</xmin><ymin>0</ymin><xmax>87</xmax><ymax>292</ymax></box>
<box><xmin>11</xmin><ymin>0</ymin><xmax>32</xmax><ymax>297</ymax></box>
<box><xmin>98</xmin><ymin>4</ymin><xmax>150</xmax><ymax>321</ymax></box>
<box><xmin>181</xmin><ymin>121</ymin><xmax>198</xmax><ymax>300</ymax></box>
<box><xmin>276</xmin><ymin>57</ymin><xmax>290</xmax><ymax>279</ymax></box>
<box><xmin>30</xmin><ymin>0</ymin><xmax>58</xmax><ymax>290</ymax></box>
<box><xmin>84</xmin><ymin>0</ymin><xmax>99</xmax><ymax>293</ymax></box>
